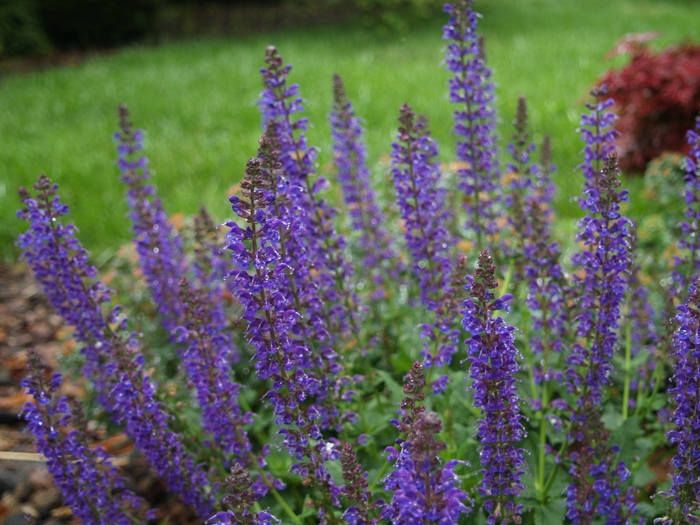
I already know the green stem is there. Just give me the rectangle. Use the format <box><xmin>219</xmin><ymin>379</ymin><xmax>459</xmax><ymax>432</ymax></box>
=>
<box><xmin>542</xmin><ymin>422</ymin><xmax>571</xmax><ymax>497</ymax></box>
<box><xmin>369</xmin><ymin>458</ymin><xmax>392</xmax><ymax>492</ymax></box>
<box><xmin>622</xmin><ymin>321</ymin><xmax>632</xmax><ymax>421</ymax></box>
<box><xmin>633</xmin><ymin>349</ymin><xmax>665</xmax><ymax>419</ymax></box>
<box><xmin>269</xmin><ymin>486</ymin><xmax>303</xmax><ymax>524</ymax></box>
<box><xmin>500</xmin><ymin>258</ymin><xmax>515</xmax><ymax>298</ymax></box>
<box><xmin>537</xmin><ymin>382</ymin><xmax>548</xmax><ymax>499</ymax></box>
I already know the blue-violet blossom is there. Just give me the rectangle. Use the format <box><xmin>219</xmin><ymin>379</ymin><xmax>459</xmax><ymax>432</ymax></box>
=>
<box><xmin>462</xmin><ymin>250</ymin><xmax>526</xmax><ymax>524</ymax></box>
<box><xmin>17</xmin><ymin>175</ymin><xmax>214</xmax><ymax>516</ymax></box>
<box><xmin>444</xmin><ymin>0</ymin><xmax>501</xmax><ymax>249</ymax></box>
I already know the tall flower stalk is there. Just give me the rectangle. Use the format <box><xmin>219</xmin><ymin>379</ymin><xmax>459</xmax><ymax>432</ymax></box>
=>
<box><xmin>115</xmin><ymin>105</ymin><xmax>187</xmax><ymax>335</ymax></box>
<box><xmin>670</xmin><ymin>116</ymin><xmax>700</xmax><ymax>307</ymax></box>
<box><xmin>381</xmin><ymin>362</ymin><xmax>471</xmax><ymax>524</ymax></box>
<box><xmin>462</xmin><ymin>250</ymin><xmax>526</xmax><ymax>524</ymax></box>
<box><xmin>21</xmin><ymin>350</ymin><xmax>151</xmax><ymax>525</ymax></box>
<box><xmin>391</xmin><ymin>104</ymin><xmax>461</xmax><ymax>385</ymax></box>
<box><xmin>260</xmin><ymin>46</ymin><xmax>359</xmax><ymax>351</ymax></box>
<box><xmin>563</xmin><ymin>89</ymin><xmax>636</xmax><ymax>524</ymax></box>
<box><xmin>174</xmin><ymin>279</ymin><xmax>260</xmax><ymax>474</ymax></box>
<box><xmin>391</xmin><ymin>104</ymin><xmax>453</xmax><ymax>309</ymax></box>
<box><xmin>226</xmin><ymin>124</ymin><xmax>357</xmax><ymax>524</ymax></box>
<box><xmin>657</xmin><ymin>279</ymin><xmax>700</xmax><ymax>523</ymax></box>
<box><xmin>444</xmin><ymin>0</ymin><xmax>501</xmax><ymax>250</ymax></box>
<box><xmin>17</xmin><ymin>175</ymin><xmax>214</xmax><ymax>516</ymax></box>
<box><xmin>331</xmin><ymin>73</ymin><xmax>400</xmax><ymax>295</ymax></box>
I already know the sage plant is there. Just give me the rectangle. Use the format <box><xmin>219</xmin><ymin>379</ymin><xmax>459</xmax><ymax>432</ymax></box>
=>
<box><xmin>444</xmin><ymin>0</ymin><xmax>500</xmax><ymax>249</ymax></box>
<box><xmin>331</xmin><ymin>73</ymin><xmax>399</xmax><ymax>295</ymax></box>
<box><xmin>17</xmin><ymin>175</ymin><xmax>214</xmax><ymax>516</ymax></box>
<box><xmin>462</xmin><ymin>250</ymin><xmax>526</xmax><ymax>524</ymax></box>
<box><xmin>381</xmin><ymin>362</ymin><xmax>471</xmax><ymax>524</ymax></box>
<box><xmin>226</xmin><ymin>124</ymin><xmax>355</xmax><ymax>523</ymax></box>
<box><xmin>260</xmin><ymin>46</ymin><xmax>359</xmax><ymax>348</ymax></box>
<box><xmin>564</xmin><ymin>89</ymin><xmax>636</xmax><ymax>523</ymax></box>
<box><xmin>391</xmin><ymin>104</ymin><xmax>461</xmax><ymax>386</ymax></box>
<box><xmin>670</xmin><ymin>116</ymin><xmax>700</xmax><ymax>306</ymax></box>
<box><xmin>21</xmin><ymin>350</ymin><xmax>151</xmax><ymax>525</ymax></box>
<box><xmin>115</xmin><ymin>105</ymin><xmax>187</xmax><ymax>335</ymax></box>
<box><xmin>658</xmin><ymin>279</ymin><xmax>700</xmax><ymax>523</ymax></box>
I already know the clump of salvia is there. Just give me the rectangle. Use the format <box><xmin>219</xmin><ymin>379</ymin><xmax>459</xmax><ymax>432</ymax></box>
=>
<box><xmin>15</xmin><ymin>1</ymin><xmax>700</xmax><ymax>524</ymax></box>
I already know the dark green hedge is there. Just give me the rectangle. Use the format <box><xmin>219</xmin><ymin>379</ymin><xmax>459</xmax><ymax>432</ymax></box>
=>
<box><xmin>38</xmin><ymin>0</ymin><xmax>159</xmax><ymax>48</ymax></box>
<box><xmin>0</xmin><ymin>0</ymin><xmax>50</xmax><ymax>56</ymax></box>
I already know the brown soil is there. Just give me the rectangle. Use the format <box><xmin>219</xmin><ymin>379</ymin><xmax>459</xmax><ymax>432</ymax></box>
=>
<box><xmin>0</xmin><ymin>264</ymin><xmax>201</xmax><ymax>524</ymax></box>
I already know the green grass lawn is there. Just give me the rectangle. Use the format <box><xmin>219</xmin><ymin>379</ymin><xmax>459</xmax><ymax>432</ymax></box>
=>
<box><xmin>1</xmin><ymin>0</ymin><xmax>698</xmax><ymax>261</ymax></box>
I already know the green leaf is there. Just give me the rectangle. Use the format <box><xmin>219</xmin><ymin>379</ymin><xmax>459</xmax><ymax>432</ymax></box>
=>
<box><xmin>533</xmin><ymin>497</ymin><xmax>567</xmax><ymax>525</ymax></box>
<box><xmin>632</xmin><ymin>463</ymin><xmax>656</xmax><ymax>487</ymax></box>
<box><xmin>609</xmin><ymin>416</ymin><xmax>643</xmax><ymax>467</ymax></box>
<box><xmin>374</xmin><ymin>369</ymin><xmax>405</xmax><ymax>403</ymax></box>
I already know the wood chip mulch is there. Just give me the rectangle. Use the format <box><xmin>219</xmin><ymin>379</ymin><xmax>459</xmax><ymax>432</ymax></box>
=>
<box><xmin>0</xmin><ymin>264</ymin><xmax>202</xmax><ymax>524</ymax></box>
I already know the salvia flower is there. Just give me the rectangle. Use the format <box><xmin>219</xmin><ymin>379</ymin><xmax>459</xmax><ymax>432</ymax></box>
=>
<box><xmin>115</xmin><ymin>105</ymin><xmax>188</xmax><ymax>335</ymax></box>
<box><xmin>340</xmin><ymin>442</ymin><xmax>376</xmax><ymax>525</ymax></box>
<box><xmin>659</xmin><ymin>279</ymin><xmax>700</xmax><ymax>523</ymax></box>
<box><xmin>444</xmin><ymin>0</ymin><xmax>501</xmax><ymax>248</ymax></box>
<box><xmin>21</xmin><ymin>350</ymin><xmax>151</xmax><ymax>525</ymax></box>
<box><xmin>578</xmin><ymin>86</ymin><xmax>618</xmax><ymax>184</ymax></box>
<box><xmin>564</xmin><ymin>93</ymin><xmax>637</xmax><ymax>523</ymax></box>
<box><xmin>502</xmin><ymin>96</ymin><xmax>547</xmax><ymax>274</ymax></box>
<box><xmin>259</xmin><ymin>46</ymin><xmax>359</xmax><ymax>347</ymax></box>
<box><xmin>193</xmin><ymin>205</ymin><xmax>237</xmax><ymax>302</ymax></box>
<box><xmin>567</xmin><ymin>155</ymin><xmax>631</xmax><ymax>409</ymax></box>
<box><xmin>331</xmin><ymin>72</ymin><xmax>400</xmax><ymax>294</ymax></box>
<box><xmin>17</xmin><ymin>175</ymin><xmax>214</xmax><ymax>516</ymax></box>
<box><xmin>461</xmin><ymin>250</ymin><xmax>526</xmax><ymax>524</ymax></box>
<box><xmin>670</xmin><ymin>116</ymin><xmax>700</xmax><ymax>306</ymax></box>
<box><xmin>419</xmin><ymin>255</ymin><xmax>470</xmax><ymax>391</ymax></box>
<box><xmin>567</xmin><ymin>88</ymin><xmax>628</xmax><ymax>409</ymax></box>
<box><xmin>207</xmin><ymin>464</ymin><xmax>281</xmax><ymax>525</ymax></box>
<box><xmin>174</xmin><ymin>279</ymin><xmax>259</xmax><ymax>473</ymax></box>
<box><xmin>381</xmin><ymin>362</ymin><xmax>471</xmax><ymax>524</ymax></box>
<box><xmin>506</xmin><ymin>96</ymin><xmax>537</xmax><ymax>180</ymax></box>
<box><xmin>391</xmin><ymin>103</ymin><xmax>454</xmax><ymax>310</ymax></box>
<box><xmin>226</xmin><ymin>125</ymin><xmax>354</xmax><ymax>521</ymax></box>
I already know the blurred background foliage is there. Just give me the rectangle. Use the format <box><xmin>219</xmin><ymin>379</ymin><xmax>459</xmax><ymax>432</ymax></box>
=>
<box><xmin>0</xmin><ymin>0</ymin><xmax>443</xmax><ymax>57</ymax></box>
<box><xmin>1</xmin><ymin>0</ymin><xmax>699</xmax><ymax>263</ymax></box>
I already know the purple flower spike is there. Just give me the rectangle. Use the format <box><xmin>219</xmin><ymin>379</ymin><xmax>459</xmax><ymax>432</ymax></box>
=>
<box><xmin>461</xmin><ymin>250</ymin><xmax>526</xmax><ymax>523</ymax></box>
<box><xmin>563</xmin><ymin>91</ymin><xmax>637</xmax><ymax>525</ymax></box>
<box><xmin>115</xmin><ymin>105</ymin><xmax>188</xmax><ymax>335</ymax></box>
<box><xmin>503</xmin><ymin>96</ymin><xmax>551</xmax><ymax>268</ymax></box>
<box><xmin>670</xmin><ymin>116</ymin><xmax>700</xmax><ymax>305</ymax></box>
<box><xmin>660</xmin><ymin>280</ymin><xmax>700</xmax><ymax>522</ymax></box>
<box><xmin>17</xmin><ymin>175</ymin><xmax>214</xmax><ymax>516</ymax></box>
<box><xmin>176</xmin><ymin>279</ymin><xmax>261</xmax><ymax>472</ymax></box>
<box><xmin>568</xmin><ymin>155</ymin><xmax>631</xmax><ymax>408</ymax></box>
<box><xmin>331</xmin><ymin>73</ymin><xmax>400</xmax><ymax>294</ymax></box>
<box><xmin>444</xmin><ymin>1</ymin><xmax>501</xmax><ymax>249</ymax></box>
<box><xmin>578</xmin><ymin>85</ymin><xmax>618</xmax><ymax>183</ymax></box>
<box><xmin>21</xmin><ymin>350</ymin><xmax>151</xmax><ymax>525</ymax></box>
<box><xmin>381</xmin><ymin>363</ymin><xmax>472</xmax><ymax>524</ymax></box>
<box><xmin>521</xmin><ymin>135</ymin><xmax>567</xmax><ymax>384</ymax></box>
<box><xmin>340</xmin><ymin>442</ymin><xmax>376</xmax><ymax>525</ymax></box>
<box><xmin>227</xmin><ymin>124</ymin><xmax>355</xmax><ymax>522</ymax></box>
<box><xmin>259</xmin><ymin>47</ymin><xmax>359</xmax><ymax>346</ymax></box>
<box><xmin>391</xmin><ymin>103</ymin><xmax>454</xmax><ymax>310</ymax></box>
<box><xmin>208</xmin><ymin>464</ymin><xmax>281</xmax><ymax>525</ymax></box>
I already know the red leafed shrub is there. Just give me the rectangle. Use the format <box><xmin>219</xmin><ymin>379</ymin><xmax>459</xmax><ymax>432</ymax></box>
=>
<box><xmin>598</xmin><ymin>38</ymin><xmax>700</xmax><ymax>173</ymax></box>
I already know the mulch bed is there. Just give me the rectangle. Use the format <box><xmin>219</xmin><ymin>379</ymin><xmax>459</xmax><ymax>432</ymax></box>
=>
<box><xmin>0</xmin><ymin>264</ymin><xmax>202</xmax><ymax>524</ymax></box>
<box><xmin>0</xmin><ymin>263</ymin><xmax>70</xmax><ymax>524</ymax></box>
